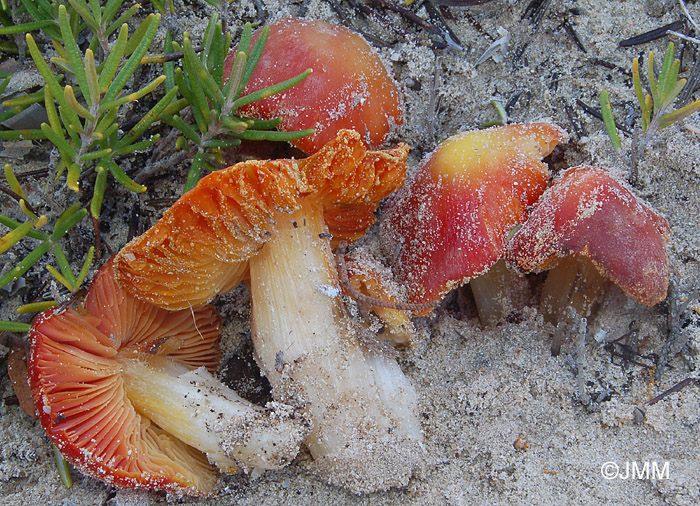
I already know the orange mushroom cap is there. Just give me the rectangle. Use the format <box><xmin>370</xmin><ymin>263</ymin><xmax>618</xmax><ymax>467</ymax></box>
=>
<box><xmin>505</xmin><ymin>165</ymin><xmax>671</xmax><ymax>306</ymax></box>
<box><xmin>28</xmin><ymin>261</ymin><xmax>222</xmax><ymax>495</ymax></box>
<box><xmin>114</xmin><ymin>130</ymin><xmax>408</xmax><ymax>309</ymax></box>
<box><xmin>380</xmin><ymin>123</ymin><xmax>568</xmax><ymax>306</ymax></box>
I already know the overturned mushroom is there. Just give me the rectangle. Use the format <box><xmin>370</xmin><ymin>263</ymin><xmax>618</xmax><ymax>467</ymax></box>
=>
<box><xmin>380</xmin><ymin>123</ymin><xmax>568</xmax><ymax>322</ymax></box>
<box><xmin>505</xmin><ymin>165</ymin><xmax>671</xmax><ymax>354</ymax></box>
<box><xmin>28</xmin><ymin>261</ymin><xmax>309</xmax><ymax>495</ymax></box>
<box><xmin>114</xmin><ymin>130</ymin><xmax>424</xmax><ymax>493</ymax></box>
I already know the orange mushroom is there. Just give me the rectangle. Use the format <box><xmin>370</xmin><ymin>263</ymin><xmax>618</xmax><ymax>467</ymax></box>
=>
<box><xmin>113</xmin><ymin>130</ymin><xmax>424</xmax><ymax>493</ymax></box>
<box><xmin>28</xmin><ymin>261</ymin><xmax>309</xmax><ymax>495</ymax></box>
<box><xmin>505</xmin><ymin>165</ymin><xmax>671</xmax><ymax>354</ymax></box>
<box><xmin>380</xmin><ymin>123</ymin><xmax>568</xmax><ymax>321</ymax></box>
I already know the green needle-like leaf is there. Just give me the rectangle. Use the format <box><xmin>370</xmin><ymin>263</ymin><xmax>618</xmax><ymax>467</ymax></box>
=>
<box><xmin>17</xmin><ymin>301</ymin><xmax>57</xmax><ymax>314</ymax></box>
<box><xmin>67</xmin><ymin>0</ymin><xmax>99</xmax><ymax>33</ymax></box>
<box><xmin>658</xmin><ymin>98</ymin><xmax>700</xmax><ymax>129</ymax></box>
<box><xmin>0</xmin><ymin>19</ymin><xmax>55</xmax><ymax>35</ymax></box>
<box><xmin>40</xmin><ymin>122</ymin><xmax>77</xmax><ymax>161</ymax></box>
<box><xmin>232</xmin><ymin>69</ymin><xmax>311</xmax><ymax>110</ymax></box>
<box><xmin>90</xmin><ymin>166</ymin><xmax>106</xmax><ymax>218</ymax></box>
<box><xmin>84</xmin><ymin>49</ymin><xmax>99</xmax><ymax>109</ymax></box>
<box><xmin>59</xmin><ymin>5</ymin><xmax>92</xmax><ymax>105</ymax></box>
<box><xmin>240</xmin><ymin>24</ymin><xmax>268</xmax><ymax>95</ymax></box>
<box><xmin>26</xmin><ymin>34</ymin><xmax>73</xmax><ymax>120</ymax></box>
<box><xmin>237</xmin><ymin>128</ymin><xmax>315</xmax><ymax>142</ymax></box>
<box><xmin>648</xmin><ymin>50</ymin><xmax>658</xmax><ymax>110</ymax></box>
<box><xmin>657</xmin><ymin>43</ymin><xmax>675</xmax><ymax>103</ymax></box>
<box><xmin>79</xmin><ymin>147</ymin><xmax>112</xmax><ymax>161</ymax></box>
<box><xmin>100</xmin><ymin>75</ymin><xmax>166</xmax><ymax>111</ymax></box>
<box><xmin>75</xmin><ymin>245</ymin><xmax>94</xmax><ymax>290</ymax></box>
<box><xmin>224</xmin><ymin>51</ymin><xmax>246</xmax><ymax>111</ymax></box>
<box><xmin>632</xmin><ymin>58</ymin><xmax>650</xmax><ymax>131</ymax></box>
<box><xmin>184</xmin><ymin>151</ymin><xmax>204</xmax><ymax>192</ymax></box>
<box><xmin>66</xmin><ymin>162</ymin><xmax>81</xmax><ymax>191</ymax></box>
<box><xmin>53</xmin><ymin>443</ymin><xmax>73</xmax><ymax>488</ymax></box>
<box><xmin>113</xmin><ymin>134</ymin><xmax>159</xmax><ymax>156</ymax></box>
<box><xmin>2</xmin><ymin>89</ymin><xmax>44</xmax><ymax>107</ymax></box>
<box><xmin>220</xmin><ymin>115</ymin><xmax>249</xmax><ymax>133</ymax></box>
<box><xmin>124</xmin><ymin>13</ymin><xmax>155</xmax><ymax>56</ymax></box>
<box><xmin>202</xmin><ymin>138</ymin><xmax>242</xmax><ymax>149</ymax></box>
<box><xmin>116</xmin><ymin>85</ymin><xmax>178</xmax><ymax>150</ymax></box>
<box><xmin>64</xmin><ymin>85</ymin><xmax>94</xmax><ymax>120</ymax></box>
<box><xmin>0</xmin><ymin>220</ymin><xmax>34</xmax><ymax>254</ymax></box>
<box><xmin>0</xmin><ymin>321</ymin><xmax>32</xmax><ymax>332</ymax></box>
<box><xmin>105</xmin><ymin>4</ymin><xmax>140</xmax><ymax>37</ymax></box>
<box><xmin>161</xmin><ymin>114</ymin><xmax>202</xmax><ymax>144</ymax></box>
<box><xmin>52</xmin><ymin>206</ymin><xmax>87</xmax><ymax>240</ymax></box>
<box><xmin>103</xmin><ymin>158</ymin><xmax>146</xmax><ymax>193</ymax></box>
<box><xmin>47</xmin><ymin>264</ymin><xmax>74</xmax><ymax>291</ymax></box>
<box><xmin>174</xmin><ymin>67</ymin><xmax>206</xmax><ymax>130</ymax></box>
<box><xmin>98</xmin><ymin>23</ymin><xmax>128</xmax><ymax>93</ymax></box>
<box><xmin>182</xmin><ymin>33</ymin><xmax>216</xmax><ymax>124</ymax></box>
<box><xmin>0</xmin><ymin>214</ymin><xmax>49</xmax><ymax>241</ymax></box>
<box><xmin>4</xmin><ymin>164</ymin><xmax>25</xmax><ymax>198</ymax></box>
<box><xmin>104</xmin><ymin>14</ymin><xmax>160</xmax><ymax>104</ymax></box>
<box><xmin>663</xmin><ymin>58</ymin><xmax>681</xmax><ymax>104</ymax></box>
<box><xmin>163</xmin><ymin>29</ymin><xmax>176</xmax><ymax>92</ymax></box>
<box><xmin>53</xmin><ymin>242</ymin><xmax>77</xmax><ymax>288</ymax></box>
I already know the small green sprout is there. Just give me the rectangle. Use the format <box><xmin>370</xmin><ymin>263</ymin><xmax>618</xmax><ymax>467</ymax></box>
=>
<box><xmin>601</xmin><ymin>42</ymin><xmax>700</xmax><ymax>184</ymax></box>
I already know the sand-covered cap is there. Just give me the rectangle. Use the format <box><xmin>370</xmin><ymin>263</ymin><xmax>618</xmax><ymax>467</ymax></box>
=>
<box><xmin>380</xmin><ymin>123</ymin><xmax>568</xmax><ymax>306</ymax></box>
<box><xmin>114</xmin><ymin>129</ymin><xmax>408</xmax><ymax>309</ymax></box>
<box><xmin>28</xmin><ymin>261</ymin><xmax>222</xmax><ymax>495</ymax></box>
<box><xmin>506</xmin><ymin>165</ymin><xmax>671</xmax><ymax>306</ymax></box>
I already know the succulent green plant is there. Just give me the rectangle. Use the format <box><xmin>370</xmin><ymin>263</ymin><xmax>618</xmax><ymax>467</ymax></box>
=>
<box><xmin>0</xmin><ymin>2</ymin><xmax>314</xmax><ymax>335</ymax></box>
<box><xmin>601</xmin><ymin>42</ymin><xmax>700</xmax><ymax>185</ymax></box>
<box><xmin>158</xmin><ymin>16</ymin><xmax>313</xmax><ymax>192</ymax></box>
<box><xmin>0</xmin><ymin>1</ymin><xmax>172</xmax><ymax>331</ymax></box>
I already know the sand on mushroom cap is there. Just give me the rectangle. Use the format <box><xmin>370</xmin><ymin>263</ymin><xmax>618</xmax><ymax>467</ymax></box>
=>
<box><xmin>113</xmin><ymin>130</ymin><xmax>425</xmax><ymax>493</ymax></box>
<box><xmin>505</xmin><ymin>165</ymin><xmax>671</xmax><ymax>353</ymax></box>
<box><xmin>227</xmin><ymin>18</ymin><xmax>404</xmax><ymax>154</ymax></box>
<box><xmin>380</xmin><ymin>123</ymin><xmax>568</xmax><ymax>314</ymax></box>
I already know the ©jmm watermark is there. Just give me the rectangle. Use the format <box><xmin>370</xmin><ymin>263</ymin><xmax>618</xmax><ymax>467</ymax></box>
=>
<box><xmin>600</xmin><ymin>461</ymin><xmax>670</xmax><ymax>480</ymax></box>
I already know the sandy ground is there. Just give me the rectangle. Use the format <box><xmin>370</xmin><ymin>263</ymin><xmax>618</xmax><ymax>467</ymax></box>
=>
<box><xmin>2</xmin><ymin>0</ymin><xmax>700</xmax><ymax>505</ymax></box>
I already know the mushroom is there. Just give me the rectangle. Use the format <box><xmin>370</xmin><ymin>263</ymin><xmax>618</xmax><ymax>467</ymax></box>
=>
<box><xmin>379</xmin><ymin>123</ymin><xmax>568</xmax><ymax>322</ymax></box>
<box><xmin>227</xmin><ymin>18</ymin><xmax>404</xmax><ymax>154</ymax></box>
<box><xmin>505</xmin><ymin>165</ymin><xmax>671</xmax><ymax>354</ymax></box>
<box><xmin>28</xmin><ymin>261</ymin><xmax>309</xmax><ymax>495</ymax></box>
<box><xmin>114</xmin><ymin>130</ymin><xmax>424</xmax><ymax>493</ymax></box>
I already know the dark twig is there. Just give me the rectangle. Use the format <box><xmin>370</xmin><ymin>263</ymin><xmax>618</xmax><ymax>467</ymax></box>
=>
<box><xmin>328</xmin><ymin>0</ymin><xmax>392</xmax><ymax>47</ymax></box>
<box><xmin>564</xmin><ymin>101</ymin><xmax>586</xmax><ymax>140</ymax></box>
<box><xmin>0</xmin><ymin>184</ymin><xmax>39</xmax><ymax>216</ymax></box>
<box><xmin>522</xmin><ymin>0</ymin><xmax>552</xmax><ymax>26</ymax></box>
<box><xmin>576</xmin><ymin>98</ymin><xmax>633</xmax><ymax>135</ymax></box>
<box><xmin>656</xmin><ymin>281</ymin><xmax>699</xmax><ymax>380</ymax></box>
<box><xmin>647</xmin><ymin>377</ymin><xmax>698</xmax><ymax>405</ymax></box>
<box><xmin>678</xmin><ymin>54</ymin><xmax>700</xmax><ymax>106</ymax></box>
<box><xmin>618</xmin><ymin>20</ymin><xmax>685</xmax><ymax>47</ymax></box>
<box><xmin>561</xmin><ymin>17</ymin><xmax>586</xmax><ymax>53</ymax></box>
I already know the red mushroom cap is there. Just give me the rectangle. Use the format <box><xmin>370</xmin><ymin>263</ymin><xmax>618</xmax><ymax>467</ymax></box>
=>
<box><xmin>380</xmin><ymin>123</ymin><xmax>568</xmax><ymax>305</ymax></box>
<box><xmin>505</xmin><ymin>165</ymin><xmax>671</xmax><ymax>306</ymax></box>
<box><xmin>226</xmin><ymin>18</ymin><xmax>404</xmax><ymax>154</ymax></box>
<box><xmin>28</xmin><ymin>261</ymin><xmax>222</xmax><ymax>495</ymax></box>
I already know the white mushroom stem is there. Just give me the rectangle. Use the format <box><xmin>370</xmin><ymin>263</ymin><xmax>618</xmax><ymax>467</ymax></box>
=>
<box><xmin>118</xmin><ymin>354</ymin><xmax>309</xmax><ymax>473</ymax></box>
<box><xmin>249</xmin><ymin>200</ymin><xmax>423</xmax><ymax>494</ymax></box>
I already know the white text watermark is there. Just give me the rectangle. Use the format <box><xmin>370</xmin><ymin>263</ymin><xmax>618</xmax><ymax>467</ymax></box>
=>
<box><xmin>600</xmin><ymin>461</ymin><xmax>670</xmax><ymax>480</ymax></box>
